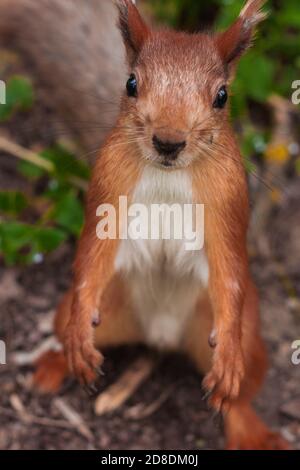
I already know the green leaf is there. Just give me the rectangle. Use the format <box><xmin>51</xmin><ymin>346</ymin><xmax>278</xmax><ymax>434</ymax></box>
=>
<box><xmin>17</xmin><ymin>161</ymin><xmax>46</xmax><ymax>180</ymax></box>
<box><xmin>0</xmin><ymin>191</ymin><xmax>28</xmax><ymax>216</ymax></box>
<box><xmin>51</xmin><ymin>191</ymin><xmax>84</xmax><ymax>236</ymax></box>
<box><xmin>215</xmin><ymin>0</ymin><xmax>244</xmax><ymax>29</ymax></box>
<box><xmin>0</xmin><ymin>75</ymin><xmax>34</xmax><ymax>122</ymax></box>
<box><xmin>237</xmin><ymin>53</ymin><xmax>275</xmax><ymax>102</ymax></box>
<box><xmin>44</xmin><ymin>180</ymin><xmax>73</xmax><ymax>202</ymax></box>
<box><xmin>33</xmin><ymin>227</ymin><xmax>67</xmax><ymax>252</ymax></box>
<box><xmin>0</xmin><ymin>222</ymin><xmax>33</xmax><ymax>265</ymax></box>
<box><xmin>230</xmin><ymin>81</ymin><xmax>247</xmax><ymax>119</ymax></box>
<box><xmin>276</xmin><ymin>2</ymin><xmax>300</xmax><ymax>28</ymax></box>
<box><xmin>0</xmin><ymin>222</ymin><xmax>67</xmax><ymax>265</ymax></box>
<box><xmin>40</xmin><ymin>145</ymin><xmax>90</xmax><ymax>181</ymax></box>
<box><xmin>0</xmin><ymin>222</ymin><xmax>32</xmax><ymax>249</ymax></box>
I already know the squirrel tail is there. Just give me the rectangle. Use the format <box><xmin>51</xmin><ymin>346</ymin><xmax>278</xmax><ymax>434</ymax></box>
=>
<box><xmin>33</xmin><ymin>350</ymin><xmax>69</xmax><ymax>394</ymax></box>
<box><xmin>0</xmin><ymin>0</ymin><xmax>126</xmax><ymax>154</ymax></box>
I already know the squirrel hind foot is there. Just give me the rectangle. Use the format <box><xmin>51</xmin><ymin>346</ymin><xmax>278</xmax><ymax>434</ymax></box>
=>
<box><xmin>226</xmin><ymin>429</ymin><xmax>291</xmax><ymax>451</ymax></box>
<box><xmin>225</xmin><ymin>403</ymin><xmax>291</xmax><ymax>450</ymax></box>
<box><xmin>32</xmin><ymin>350</ymin><xmax>69</xmax><ymax>395</ymax></box>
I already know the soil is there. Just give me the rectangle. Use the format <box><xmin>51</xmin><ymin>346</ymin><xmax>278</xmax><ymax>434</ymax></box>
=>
<box><xmin>1</xmin><ymin>185</ymin><xmax>300</xmax><ymax>450</ymax></box>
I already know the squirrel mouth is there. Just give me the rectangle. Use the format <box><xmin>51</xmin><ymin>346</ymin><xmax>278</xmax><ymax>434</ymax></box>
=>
<box><xmin>161</xmin><ymin>160</ymin><xmax>174</xmax><ymax>168</ymax></box>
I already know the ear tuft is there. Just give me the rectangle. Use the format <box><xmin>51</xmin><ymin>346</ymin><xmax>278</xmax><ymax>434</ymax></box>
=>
<box><xmin>240</xmin><ymin>0</ymin><xmax>268</xmax><ymax>27</ymax></box>
<box><xmin>116</xmin><ymin>0</ymin><xmax>150</xmax><ymax>66</ymax></box>
<box><xmin>216</xmin><ymin>0</ymin><xmax>267</xmax><ymax>71</ymax></box>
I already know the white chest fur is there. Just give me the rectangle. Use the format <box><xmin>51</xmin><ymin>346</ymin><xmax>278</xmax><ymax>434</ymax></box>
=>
<box><xmin>115</xmin><ymin>166</ymin><xmax>209</xmax><ymax>350</ymax></box>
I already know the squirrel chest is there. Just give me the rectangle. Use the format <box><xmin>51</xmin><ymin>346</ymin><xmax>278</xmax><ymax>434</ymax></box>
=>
<box><xmin>115</xmin><ymin>166</ymin><xmax>209</xmax><ymax>350</ymax></box>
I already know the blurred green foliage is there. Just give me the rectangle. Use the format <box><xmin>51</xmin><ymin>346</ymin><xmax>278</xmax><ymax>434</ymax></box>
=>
<box><xmin>0</xmin><ymin>75</ymin><xmax>34</xmax><ymax>121</ymax></box>
<box><xmin>0</xmin><ymin>74</ymin><xmax>89</xmax><ymax>265</ymax></box>
<box><xmin>0</xmin><ymin>222</ymin><xmax>67</xmax><ymax>265</ymax></box>
<box><xmin>0</xmin><ymin>144</ymin><xmax>89</xmax><ymax>265</ymax></box>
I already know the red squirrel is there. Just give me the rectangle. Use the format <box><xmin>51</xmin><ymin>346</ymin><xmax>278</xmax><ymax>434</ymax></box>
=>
<box><xmin>34</xmin><ymin>0</ymin><xmax>290</xmax><ymax>450</ymax></box>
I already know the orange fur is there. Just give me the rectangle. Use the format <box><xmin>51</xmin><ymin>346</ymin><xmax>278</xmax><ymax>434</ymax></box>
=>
<box><xmin>63</xmin><ymin>130</ymin><xmax>142</xmax><ymax>384</ymax></box>
<box><xmin>191</xmin><ymin>131</ymin><xmax>250</xmax><ymax>410</ymax></box>
<box><xmin>225</xmin><ymin>403</ymin><xmax>291</xmax><ymax>450</ymax></box>
<box><xmin>34</xmin><ymin>0</ymin><xmax>290</xmax><ymax>449</ymax></box>
<box><xmin>33</xmin><ymin>351</ymin><xmax>69</xmax><ymax>394</ymax></box>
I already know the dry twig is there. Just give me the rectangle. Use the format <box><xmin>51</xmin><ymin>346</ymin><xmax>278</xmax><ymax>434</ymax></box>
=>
<box><xmin>124</xmin><ymin>383</ymin><xmax>176</xmax><ymax>420</ymax></box>
<box><xmin>7</xmin><ymin>394</ymin><xmax>72</xmax><ymax>430</ymax></box>
<box><xmin>95</xmin><ymin>356</ymin><xmax>157</xmax><ymax>416</ymax></box>
<box><xmin>11</xmin><ymin>336</ymin><xmax>61</xmax><ymax>366</ymax></box>
<box><xmin>0</xmin><ymin>135</ymin><xmax>88</xmax><ymax>191</ymax></box>
<box><xmin>54</xmin><ymin>398</ymin><xmax>93</xmax><ymax>441</ymax></box>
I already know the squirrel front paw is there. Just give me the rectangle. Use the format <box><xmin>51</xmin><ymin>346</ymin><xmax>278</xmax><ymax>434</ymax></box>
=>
<box><xmin>203</xmin><ymin>334</ymin><xmax>245</xmax><ymax>413</ymax></box>
<box><xmin>63</xmin><ymin>321</ymin><xmax>104</xmax><ymax>386</ymax></box>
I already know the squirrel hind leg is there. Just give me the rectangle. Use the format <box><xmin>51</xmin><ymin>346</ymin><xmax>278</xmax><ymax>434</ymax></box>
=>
<box><xmin>184</xmin><ymin>283</ymin><xmax>291</xmax><ymax>450</ymax></box>
<box><xmin>32</xmin><ymin>289</ymin><xmax>72</xmax><ymax>394</ymax></box>
<box><xmin>33</xmin><ymin>350</ymin><xmax>69</xmax><ymax>394</ymax></box>
<box><xmin>224</xmin><ymin>402</ymin><xmax>291</xmax><ymax>450</ymax></box>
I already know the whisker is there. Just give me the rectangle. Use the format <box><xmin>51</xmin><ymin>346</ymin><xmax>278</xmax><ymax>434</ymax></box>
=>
<box><xmin>104</xmin><ymin>137</ymin><xmax>148</xmax><ymax>150</ymax></box>
<box><xmin>192</xmin><ymin>138</ymin><xmax>277</xmax><ymax>194</ymax></box>
<box><xmin>209</xmin><ymin>140</ymin><xmax>288</xmax><ymax>194</ymax></box>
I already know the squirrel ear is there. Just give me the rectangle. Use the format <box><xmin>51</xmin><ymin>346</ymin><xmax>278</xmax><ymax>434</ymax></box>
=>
<box><xmin>117</xmin><ymin>0</ymin><xmax>150</xmax><ymax>66</ymax></box>
<box><xmin>216</xmin><ymin>0</ymin><xmax>267</xmax><ymax>71</ymax></box>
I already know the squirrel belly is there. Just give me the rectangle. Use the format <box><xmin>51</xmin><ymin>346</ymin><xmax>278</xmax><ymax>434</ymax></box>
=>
<box><xmin>115</xmin><ymin>165</ymin><xmax>209</xmax><ymax>350</ymax></box>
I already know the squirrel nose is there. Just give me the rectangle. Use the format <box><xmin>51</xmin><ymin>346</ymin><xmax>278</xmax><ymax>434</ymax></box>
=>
<box><xmin>152</xmin><ymin>135</ymin><xmax>186</xmax><ymax>159</ymax></box>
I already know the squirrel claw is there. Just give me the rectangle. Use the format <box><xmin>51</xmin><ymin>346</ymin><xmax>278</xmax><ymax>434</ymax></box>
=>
<box><xmin>64</xmin><ymin>323</ymin><xmax>104</xmax><ymax>386</ymax></box>
<box><xmin>92</xmin><ymin>310</ymin><xmax>101</xmax><ymax>328</ymax></box>
<box><xmin>202</xmin><ymin>388</ymin><xmax>214</xmax><ymax>402</ymax></box>
<box><xmin>208</xmin><ymin>328</ymin><xmax>217</xmax><ymax>349</ymax></box>
<box><xmin>96</xmin><ymin>366</ymin><xmax>105</xmax><ymax>377</ymax></box>
<box><xmin>209</xmin><ymin>395</ymin><xmax>231</xmax><ymax>416</ymax></box>
<box><xmin>212</xmin><ymin>408</ymin><xmax>224</xmax><ymax>429</ymax></box>
<box><xmin>83</xmin><ymin>382</ymin><xmax>99</xmax><ymax>397</ymax></box>
<box><xmin>203</xmin><ymin>338</ymin><xmax>245</xmax><ymax>413</ymax></box>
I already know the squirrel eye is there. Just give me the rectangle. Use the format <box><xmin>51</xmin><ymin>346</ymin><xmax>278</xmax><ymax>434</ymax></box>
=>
<box><xmin>126</xmin><ymin>74</ymin><xmax>138</xmax><ymax>98</ymax></box>
<box><xmin>213</xmin><ymin>86</ymin><xmax>228</xmax><ymax>109</ymax></box>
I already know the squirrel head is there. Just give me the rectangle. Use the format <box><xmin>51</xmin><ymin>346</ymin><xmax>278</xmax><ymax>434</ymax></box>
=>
<box><xmin>116</xmin><ymin>0</ymin><xmax>267</xmax><ymax>169</ymax></box>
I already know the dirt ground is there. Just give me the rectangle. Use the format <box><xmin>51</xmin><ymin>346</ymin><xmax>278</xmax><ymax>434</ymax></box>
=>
<box><xmin>0</xmin><ymin>187</ymin><xmax>300</xmax><ymax>449</ymax></box>
<box><xmin>0</xmin><ymin>58</ymin><xmax>300</xmax><ymax>451</ymax></box>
